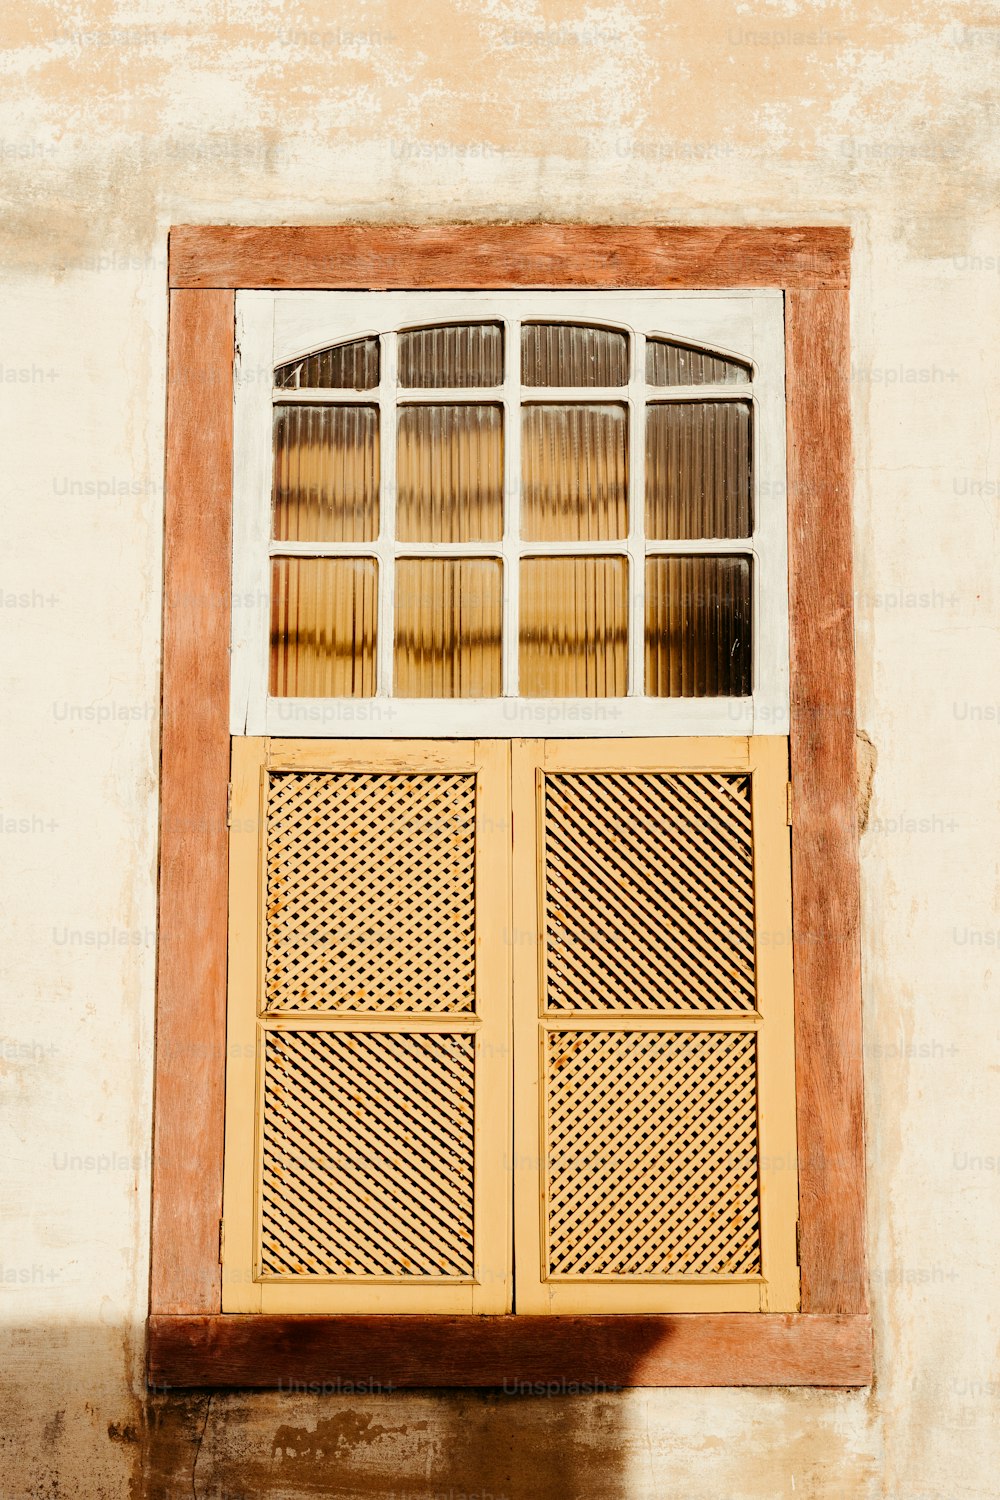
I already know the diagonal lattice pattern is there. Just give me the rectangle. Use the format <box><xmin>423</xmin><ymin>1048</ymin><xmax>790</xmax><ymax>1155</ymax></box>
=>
<box><xmin>260</xmin><ymin>1028</ymin><xmax>476</xmax><ymax>1277</ymax></box>
<box><xmin>542</xmin><ymin>771</ymin><xmax>756</xmax><ymax>1011</ymax></box>
<box><xmin>545</xmin><ymin>1029</ymin><xmax>761</xmax><ymax>1277</ymax></box>
<box><xmin>264</xmin><ymin>771</ymin><xmax>477</xmax><ymax>1012</ymax></box>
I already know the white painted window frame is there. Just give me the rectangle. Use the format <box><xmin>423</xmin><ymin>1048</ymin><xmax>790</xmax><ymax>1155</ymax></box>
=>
<box><xmin>232</xmin><ymin>290</ymin><xmax>788</xmax><ymax>738</ymax></box>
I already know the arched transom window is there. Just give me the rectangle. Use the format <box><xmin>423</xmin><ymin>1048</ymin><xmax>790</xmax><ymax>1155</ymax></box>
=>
<box><xmin>232</xmin><ymin>292</ymin><xmax>787</xmax><ymax>736</ymax></box>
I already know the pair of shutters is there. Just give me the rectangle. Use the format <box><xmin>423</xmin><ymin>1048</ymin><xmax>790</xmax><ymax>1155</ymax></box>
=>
<box><xmin>222</xmin><ymin>737</ymin><xmax>799</xmax><ymax>1314</ymax></box>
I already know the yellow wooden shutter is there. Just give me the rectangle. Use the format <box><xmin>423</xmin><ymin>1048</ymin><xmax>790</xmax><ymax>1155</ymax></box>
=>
<box><xmin>223</xmin><ymin>734</ymin><xmax>798</xmax><ymax>1316</ymax></box>
<box><xmin>222</xmin><ymin>737</ymin><xmax>511</xmax><ymax>1313</ymax></box>
<box><xmin>512</xmin><ymin>736</ymin><xmax>799</xmax><ymax>1314</ymax></box>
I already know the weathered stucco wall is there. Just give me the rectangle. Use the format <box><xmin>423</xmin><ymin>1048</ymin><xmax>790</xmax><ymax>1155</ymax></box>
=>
<box><xmin>1</xmin><ymin>2</ymin><xmax>998</xmax><ymax>1495</ymax></box>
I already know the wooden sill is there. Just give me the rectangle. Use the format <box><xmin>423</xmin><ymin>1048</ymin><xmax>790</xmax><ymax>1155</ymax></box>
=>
<box><xmin>147</xmin><ymin>1312</ymin><xmax>872</xmax><ymax>1390</ymax></box>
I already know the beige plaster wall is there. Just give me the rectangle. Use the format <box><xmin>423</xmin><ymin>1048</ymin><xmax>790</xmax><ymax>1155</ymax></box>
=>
<box><xmin>1</xmin><ymin>1</ymin><xmax>997</xmax><ymax>1495</ymax></box>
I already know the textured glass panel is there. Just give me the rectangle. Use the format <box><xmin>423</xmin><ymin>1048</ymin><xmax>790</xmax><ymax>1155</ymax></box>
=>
<box><xmin>397</xmin><ymin>323</ymin><xmax>503</xmax><ymax>387</ymax></box>
<box><xmin>275</xmin><ymin>338</ymin><xmax>380</xmax><ymax>390</ymax></box>
<box><xmin>646</xmin><ymin>339</ymin><xmax>751</xmax><ymax>386</ymax></box>
<box><xmin>521</xmin><ymin>405</ymin><xmax>627</xmax><ymax>541</ymax></box>
<box><xmin>645</xmin><ymin>555</ymin><xmax>751</xmax><ymax>697</ymax></box>
<box><xmin>519</xmin><ymin>557</ymin><xmax>628</xmax><ymax>697</ymax></box>
<box><xmin>397</xmin><ymin>405</ymin><xmax>503</xmax><ymax>541</ymax></box>
<box><xmin>522</xmin><ymin>324</ymin><xmax>629</xmax><ymax>387</ymax></box>
<box><xmin>395</xmin><ymin>558</ymin><xmax>502</xmax><ymax>698</ymax></box>
<box><xmin>645</xmin><ymin>402</ymin><xmax>751</xmax><ymax>540</ymax></box>
<box><xmin>270</xmin><ymin>557</ymin><xmax>377</xmax><ymax>697</ymax></box>
<box><xmin>273</xmin><ymin>405</ymin><xmax>379</xmax><ymax>543</ymax></box>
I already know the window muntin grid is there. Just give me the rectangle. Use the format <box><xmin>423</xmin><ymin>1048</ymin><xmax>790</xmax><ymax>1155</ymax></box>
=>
<box><xmin>232</xmin><ymin>291</ymin><xmax>788</xmax><ymax>737</ymax></box>
<box><xmin>269</xmin><ymin>326</ymin><xmax>751</xmax><ymax>700</ymax></box>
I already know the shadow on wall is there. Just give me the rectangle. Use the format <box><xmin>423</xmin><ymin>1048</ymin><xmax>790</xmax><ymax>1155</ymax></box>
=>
<box><xmin>143</xmin><ymin>1382</ymin><xmax>640</xmax><ymax>1499</ymax></box>
<box><xmin>1</xmin><ymin>1322</ymin><xmax>146</xmax><ymax>1500</ymax></box>
<box><xmin>139</xmin><ymin>1321</ymin><xmax>684</xmax><ymax>1497</ymax></box>
<box><xmin>135</xmin><ymin>1300</ymin><xmax>681</xmax><ymax>1498</ymax></box>
<box><xmin>1</xmin><ymin>1320</ymin><xmax>671</xmax><ymax>1494</ymax></box>
<box><xmin>2</xmin><ymin>1320</ymin><xmax>884</xmax><ymax>1499</ymax></box>
<box><xmin>3</xmin><ymin>1319</ymin><xmax>645</xmax><ymax>1499</ymax></box>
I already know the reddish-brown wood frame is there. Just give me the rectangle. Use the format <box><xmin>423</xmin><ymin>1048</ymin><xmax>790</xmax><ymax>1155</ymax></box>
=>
<box><xmin>150</xmin><ymin>225</ymin><xmax>868</xmax><ymax>1388</ymax></box>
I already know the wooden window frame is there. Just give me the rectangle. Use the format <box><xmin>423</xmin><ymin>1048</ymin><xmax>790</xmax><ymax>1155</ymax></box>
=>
<box><xmin>149</xmin><ymin>225</ymin><xmax>869</xmax><ymax>1389</ymax></box>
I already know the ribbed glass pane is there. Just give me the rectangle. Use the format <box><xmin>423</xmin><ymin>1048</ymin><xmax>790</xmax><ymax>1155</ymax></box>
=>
<box><xmin>519</xmin><ymin>557</ymin><xmax>628</xmax><ymax>697</ymax></box>
<box><xmin>397</xmin><ymin>323</ymin><xmax>503</xmax><ymax>388</ymax></box>
<box><xmin>396</xmin><ymin>405</ymin><xmax>503</xmax><ymax>541</ymax></box>
<box><xmin>270</xmin><ymin>557</ymin><xmax>377</xmax><ymax>697</ymax></box>
<box><xmin>646</xmin><ymin>339</ymin><xmax>751</xmax><ymax>386</ymax></box>
<box><xmin>645</xmin><ymin>402</ymin><xmax>751</xmax><ymax>540</ymax></box>
<box><xmin>273</xmin><ymin>405</ymin><xmax>379</xmax><ymax>543</ymax></box>
<box><xmin>522</xmin><ymin>324</ymin><xmax>629</xmax><ymax>387</ymax></box>
<box><xmin>275</xmin><ymin>338</ymin><xmax>380</xmax><ymax>390</ymax></box>
<box><xmin>521</xmin><ymin>405</ymin><xmax>627</xmax><ymax>540</ymax></box>
<box><xmin>645</xmin><ymin>555</ymin><xmax>751</xmax><ymax>697</ymax></box>
<box><xmin>394</xmin><ymin>559</ymin><xmax>502</xmax><ymax>698</ymax></box>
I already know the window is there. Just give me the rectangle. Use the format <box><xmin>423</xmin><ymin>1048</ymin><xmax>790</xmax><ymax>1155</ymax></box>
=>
<box><xmin>231</xmin><ymin>292</ymin><xmax>788</xmax><ymax>736</ymax></box>
<box><xmin>151</xmin><ymin>226</ymin><xmax>869</xmax><ymax>1389</ymax></box>
<box><xmin>221</xmin><ymin>290</ymin><xmax>798</xmax><ymax>1318</ymax></box>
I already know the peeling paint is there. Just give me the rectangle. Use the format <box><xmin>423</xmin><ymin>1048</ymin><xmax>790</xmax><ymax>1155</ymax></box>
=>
<box><xmin>856</xmin><ymin>728</ymin><xmax>877</xmax><ymax>834</ymax></box>
<box><xmin>270</xmin><ymin>1413</ymin><xmax>426</xmax><ymax>1464</ymax></box>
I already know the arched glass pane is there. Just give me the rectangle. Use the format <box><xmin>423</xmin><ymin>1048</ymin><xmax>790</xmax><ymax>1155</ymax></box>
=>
<box><xmin>270</xmin><ymin>557</ymin><xmax>377</xmax><ymax>697</ymax></box>
<box><xmin>646</xmin><ymin>338</ymin><xmax>751</xmax><ymax>386</ymax></box>
<box><xmin>396</xmin><ymin>405</ymin><xmax>503</xmax><ymax>541</ymax></box>
<box><xmin>519</xmin><ymin>557</ymin><xmax>628</xmax><ymax>697</ymax></box>
<box><xmin>522</xmin><ymin>324</ymin><xmax>629</xmax><ymax>387</ymax></box>
<box><xmin>645</xmin><ymin>555</ymin><xmax>751</xmax><ymax>697</ymax></box>
<box><xmin>397</xmin><ymin>324</ymin><xmax>503</xmax><ymax>387</ymax></box>
<box><xmin>275</xmin><ymin>338</ymin><xmax>380</xmax><ymax>390</ymax></box>
<box><xmin>645</xmin><ymin>401</ymin><xmax>751</xmax><ymax>539</ymax></box>
<box><xmin>521</xmin><ymin>404</ymin><xmax>627</xmax><ymax>540</ymax></box>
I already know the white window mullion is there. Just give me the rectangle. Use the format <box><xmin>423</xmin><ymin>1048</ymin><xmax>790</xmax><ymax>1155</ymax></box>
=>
<box><xmin>515</xmin><ymin>541</ymin><xmax>631</xmax><ymax>558</ymax></box>
<box><xmin>627</xmin><ymin>332</ymin><xmax>646</xmax><ymax>697</ymax></box>
<box><xmin>503</xmin><ymin>318</ymin><xmax>521</xmax><ymax>698</ymax></box>
<box><xmin>268</xmin><ymin>541</ymin><xmax>381</xmax><ymax>558</ymax></box>
<box><xmin>644</xmin><ymin>384</ymin><xmax>753</xmax><ymax>403</ymax></box>
<box><xmin>645</xmin><ymin>539</ymin><xmax>754</xmax><ymax>556</ymax></box>
<box><xmin>232</xmin><ymin>293</ymin><xmax>276</xmax><ymax>736</ymax></box>
<box><xmin>272</xmin><ymin>388</ymin><xmax>382</xmax><ymax>404</ymax></box>
<box><xmin>377</xmin><ymin>332</ymin><xmax>398</xmax><ymax>698</ymax></box>
<box><xmin>509</xmin><ymin>385</ymin><xmax>629</xmax><ymax>403</ymax></box>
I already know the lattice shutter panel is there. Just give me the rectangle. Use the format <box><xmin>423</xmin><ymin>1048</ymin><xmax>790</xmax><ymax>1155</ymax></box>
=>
<box><xmin>222</xmin><ymin>738</ymin><xmax>510</xmax><ymax>1314</ymax></box>
<box><xmin>513</xmin><ymin>738</ymin><xmax>799</xmax><ymax>1314</ymax></box>
<box><xmin>260</xmin><ymin>1029</ymin><xmax>475</xmax><ymax>1277</ymax></box>
<box><xmin>264</xmin><ymin>771</ymin><xmax>477</xmax><ymax>1013</ymax></box>
<box><xmin>546</xmin><ymin>1030</ymin><xmax>760</xmax><ymax>1278</ymax></box>
<box><xmin>543</xmin><ymin>770</ymin><xmax>756</xmax><ymax>1012</ymax></box>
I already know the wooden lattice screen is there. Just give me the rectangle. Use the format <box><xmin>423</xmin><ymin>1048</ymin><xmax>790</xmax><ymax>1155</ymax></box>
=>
<box><xmin>222</xmin><ymin>738</ymin><xmax>511</xmax><ymax>1314</ymax></box>
<box><xmin>512</xmin><ymin>737</ymin><xmax>799</xmax><ymax>1314</ymax></box>
<box><xmin>223</xmin><ymin>736</ymin><xmax>799</xmax><ymax>1314</ymax></box>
